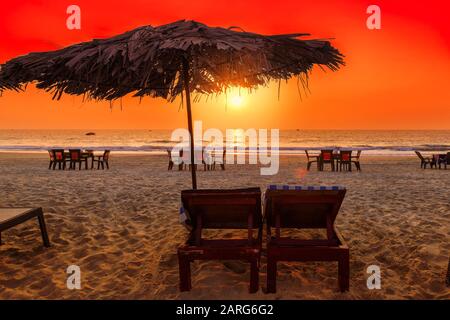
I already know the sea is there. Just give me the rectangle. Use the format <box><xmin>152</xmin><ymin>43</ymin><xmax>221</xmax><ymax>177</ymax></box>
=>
<box><xmin>0</xmin><ymin>130</ymin><xmax>449</xmax><ymax>156</ymax></box>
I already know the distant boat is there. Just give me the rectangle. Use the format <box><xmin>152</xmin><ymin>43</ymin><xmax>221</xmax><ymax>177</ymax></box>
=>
<box><xmin>85</xmin><ymin>132</ymin><xmax>96</xmax><ymax>136</ymax></box>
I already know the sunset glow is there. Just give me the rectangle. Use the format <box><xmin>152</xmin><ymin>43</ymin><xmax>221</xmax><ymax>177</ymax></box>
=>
<box><xmin>230</xmin><ymin>95</ymin><xmax>243</xmax><ymax>108</ymax></box>
<box><xmin>0</xmin><ymin>0</ymin><xmax>449</xmax><ymax>130</ymax></box>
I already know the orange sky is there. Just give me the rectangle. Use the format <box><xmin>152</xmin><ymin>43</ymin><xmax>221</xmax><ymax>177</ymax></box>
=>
<box><xmin>0</xmin><ymin>0</ymin><xmax>449</xmax><ymax>130</ymax></box>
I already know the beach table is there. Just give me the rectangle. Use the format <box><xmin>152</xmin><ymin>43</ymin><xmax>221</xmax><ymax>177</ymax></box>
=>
<box><xmin>0</xmin><ymin>208</ymin><xmax>50</xmax><ymax>247</ymax></box>
<box><xmin>64</xmin><ymin>150</ymin><xmax>95</xmax><ymax>168</ymax></box>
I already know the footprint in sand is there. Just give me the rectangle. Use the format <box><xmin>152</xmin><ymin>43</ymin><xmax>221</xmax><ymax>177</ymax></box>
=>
<box><xmin>222</xmin><ymin>261</ymin><xmax>247</xmax><ymax>274</ymax></box>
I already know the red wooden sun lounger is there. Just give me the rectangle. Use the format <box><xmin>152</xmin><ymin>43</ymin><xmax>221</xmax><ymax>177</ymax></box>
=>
<box><xmin>178</xmin><ymin>188</ymin><xmax>262</xmax><ymax>293</ymax></box>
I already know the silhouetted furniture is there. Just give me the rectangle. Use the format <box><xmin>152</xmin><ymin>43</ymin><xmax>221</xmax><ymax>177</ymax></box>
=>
<box><xmin>178</xmin><ymin>188</ymin><xmax>262</xmax><ymax>293</ymax></box>
<box><xmin>211</xmin><ymin>149</ymin><xmax>226</xmax><ymax>170</ymax></box>
<box><xmin>436</xmin><ymin>153</ymin><xmax>448</xmax><ymax>170</ymax></box>
<box><xmin>319</xmin><ymin>150</ymin><xmax>335</xmax><ymax>171</ymax></box>
<box><xmin>52</xmin><ymin>149</ymin><xmax>67</xmax><ymax>170</ymax></box>
<box><xmin>264</xmin><ymin>185</ymin><xmax>349</xmax><ymax>293</ymax></box>
<box><xmin>351</xmin><ymin>150</ymin><xmax>362</xmax><ymax>171</ymax></box>
<box><xmin>167</xmin><ymin>149</ymin><xmax>175</xmax><ymax>170</ymax></box>
<box><xmin>92</xmin><ymin>150</ymin><xmax>110</xmax><ymax>169</ymax></box>
<box><xmin>305</xmin><ymin>150</ymin><xmax>319</xmax><ymax>171</ymax></box>
<box><xmin>201</xmin><ymin>148</ymin><xmax>213</xmax><ymax>171</ymax></box>
<box><xmin>83</xmin><ymin>150</ymin><xmax>94</xmax><ymax>168</ymax></box>
<box><xmin>0</xmin><ymin>207</ymin><xmax>50</xmax><ymax>247</ymax></box>
<box><xmin>181</xmin><ymin>149</ymin><xmax>202</xmax><ymax>171</ymax></box>
<box><xmin>338</xmin><ymin>151</ymin><xmax>352</xmax><ymax>172</ymax></box>
<box><xmin>47</xmin><ymin>150</ymin><xmax>55</xmax><ymax>169</ymax></box>
<box><xmin>415</xmin><ymin>151</ymin><xmax>436</xmax><ymax>169</ymax></box>
<box><xmin>68</xmin><ymin>149</ymin><xmax>88</xmax><ymax>170</ymax></box>
<box><xmin>167</xmin><ymin>149</ymin><xmax>184</xmax><ymax>171</ymax></box>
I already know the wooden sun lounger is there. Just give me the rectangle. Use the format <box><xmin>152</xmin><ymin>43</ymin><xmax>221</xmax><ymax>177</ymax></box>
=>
<box><xmin>178</xmin><ymin>188</ymin><xmax>262</xmax><ymax>293</ymax></box>
<box><xmin>264</xmin><ymin>187</ymin><xmax>349</xmax><ymax>293</ymax></box>
<box><xmin>0</xmin><ymin>207</ymin><xmax>50</xmax><ymax>247</ymax></box>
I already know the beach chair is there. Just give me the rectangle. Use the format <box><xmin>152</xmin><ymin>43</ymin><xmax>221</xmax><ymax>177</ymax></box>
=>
<box><xmin>211</xmin><ymin>149</ymin><xmax>226</xmax><ymax>170</ymax></box>
<box><xmin>0</xmin><ymin>207</ymin><xmax>50</xmax><ymax>247</ymax></box>
<box><xmin>201</xmin><ymin>147</ymin><xmax>213</xmax><ymax>171</ymax></box>
<box><xmin>351</xmin><ymin>150</ymin><xmax>362</xmax><ymax>171</ymax></box>
<box><xmin>305</xmin><ymin>150</ymin><xmax>319</xmax><ymax>171</ymax></box>
<box><xmin>47</xmin><ymin>150</ymin><xmax>55</xmax><ymax>169</ymax></box>
<box><xmin>319</xmin><ymin>150</ymin><xmax>335</xmax><ymax>171</ymax></box>
<box><xmin>178</xmin><ymin>188</ymin><xmax>262</xmax><ymax>293</ymax></box>
<box><xmin>338</xmin><ymin>150</ymin><xmax>352</xmax><ymax>172</ymax></box>
<box><xmin>167</xmin><ymin>149</ymin><xmax>174</xmax><ymax>170</ymax></box>
<box><xmin>92</xmin><ymin>150</ymin><xmax>110</xmax><ymax>169</ymax></box>
<box><xmin>52</xmin><ymin>149</ymin><xmax>66</xmax><ymax>170</ymax></box>
<box><xmin>437</xmin><ymin>153</ymin><xmax>449</xmax><ymax>170</ymax></box>
<box><xmin>69</xmin><ymin>149</ymin><xmax>88</xmax><ymax>170</ymax></box>
<box><xmin>264</xmin><ymin>185</ymin><xmax>349</xmax><ymax>293</ymax></box>
<box><xmin>415</xmin><ymin>151</ymin><xmax>435</xmax><ymax>169</ymax></box>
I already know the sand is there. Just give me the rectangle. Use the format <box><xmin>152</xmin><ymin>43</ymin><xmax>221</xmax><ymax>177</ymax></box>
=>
<box><xmin>0</xmin><ymin>152</ymin><xmax>449</xmax><ymax>299</ymax></box>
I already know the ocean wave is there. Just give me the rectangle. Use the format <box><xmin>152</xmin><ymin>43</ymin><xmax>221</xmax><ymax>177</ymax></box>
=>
<box><xmin>0</xmin><ymin>144</ymin><xmax>448</xmax><ymax>153</ymax></box>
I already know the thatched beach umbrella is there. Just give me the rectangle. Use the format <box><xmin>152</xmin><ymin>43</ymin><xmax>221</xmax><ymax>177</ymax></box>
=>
<box><xmin>0</xmin><ymin>20</ymin><xmax>344</xmax><ymax>189</ymax></box>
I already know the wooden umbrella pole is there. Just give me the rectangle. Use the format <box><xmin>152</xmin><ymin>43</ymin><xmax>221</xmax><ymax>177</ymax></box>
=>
<box><xmin>182</xmin><ymin>58</ymin><xmax>197</xmax><ymax>190</ymax></box>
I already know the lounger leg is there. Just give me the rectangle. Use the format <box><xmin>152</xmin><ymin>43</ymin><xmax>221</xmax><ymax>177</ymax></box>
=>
<box><xmin>446</xmin><ymin>257</ymin><xmax>450</xmax><ymax>287</ymax></box>
<box><xmin>338</xmin><ymin>253</ymin><xmax>350</xmax><ymax>292</ymax></box>
<box><xmin>249</xmin><ymin>259</ymin><xmax>259</xmax><ymax>293</ymax></box>
<box><xmin>0</xmin><ymin>232</ymin><xmax>2</xmax><ymax>245</ymax></box>
<box><xmin>266</xmin><ymin>258</ymin><xmax>277</xmax><ymax>293</ymax></box>
<box><xmin>37</xmin><ymin>212</ymin><xmax>51</xmax><ymax>247</ymax></box>
<box><xmin>178</xmin><ymin>253</ymin><xmax>192</xmax><ymax>291</ymax></box>
<box><xmin>105</xmin><ymin>161</ymin><xmax>109</xmax><ymax>169</ymax></box>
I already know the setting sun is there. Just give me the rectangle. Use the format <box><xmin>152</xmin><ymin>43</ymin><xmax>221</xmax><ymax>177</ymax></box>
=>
<box><xmin>230</xmin><ymin>95</ymin><xmax>243</xmax><ymax>108</ymax></box>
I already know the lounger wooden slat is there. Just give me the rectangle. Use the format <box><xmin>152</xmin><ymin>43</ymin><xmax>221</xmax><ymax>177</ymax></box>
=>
<box><xmin>0</xmin><ymin>207</ymin><xmax>50</xmax><ymax>247</ymax></box>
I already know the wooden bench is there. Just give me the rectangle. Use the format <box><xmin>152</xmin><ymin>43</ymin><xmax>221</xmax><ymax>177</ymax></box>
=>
<box><xmin>0</xmin><ymin>208</ymin><xmax>50</xmax><ymax>247</ymax></box>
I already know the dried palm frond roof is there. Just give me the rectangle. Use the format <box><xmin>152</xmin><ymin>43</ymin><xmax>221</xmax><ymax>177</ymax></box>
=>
<box><xmin>0</xmin><ymin>20</ymin><xmax>344</xmax><ymax>101</ymax></box>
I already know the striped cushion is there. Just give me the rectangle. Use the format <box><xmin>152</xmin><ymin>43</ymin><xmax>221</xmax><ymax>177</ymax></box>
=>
<box><xmin>267</xmin><ymin>185</ymin><xmax>345</xmax><ymax>191</ymax></box>
<box><xmin>179</xmin><ymin>203</ymin><xmax>192</xmax><ymax>231</ymax></box>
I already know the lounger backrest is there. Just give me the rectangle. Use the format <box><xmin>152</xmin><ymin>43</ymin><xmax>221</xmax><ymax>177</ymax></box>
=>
<box><xmin>69</xmin><ymin>149</ymin><xmax>81</xmax><ymax>160</ymax></box>
<box><xmin>181</xmin><ymin>188</ymin><xmax>262</xmax><ymax>229</ymax></box>
<box><xmin>321</xmin><ymin>150</ymin><xmax>333</xmax><ymax>161</ymax></box>
<box><xmin>103</xmin><ymin>150</ymin><xmax>110</xmax><ymax>160</ymax></box>
<box><xmin>339</xmin><ymin>150</ymin><xmax>352</xmax><ymax>161</ymax></box>
<box><xmin>415</xmin><ymin>151</ymin><xmax>424</xmax><ymax>160</ymax></box>
<box><xmin>355</xmin><ymin>150</ymin><xmax>362</xmax><ymax>159</ymax></box>
<box><xmin>53</xmin><ymin>149</ymin><xmax>65</xmax><ymax>161</ymax></box>
<box><xmin>264</xmin><ymin>187</ymin><xmax>346</xmax><ymax>230</ymax></box>
<box><xmin>48</xmin><ymin>150</ymin><xmax>55</xmax><ymax>161</ymax></box>
<box><xmin>447</xmin><ymin>152</ymin><xmax>450</xmax><ymax>164</ymax></box>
